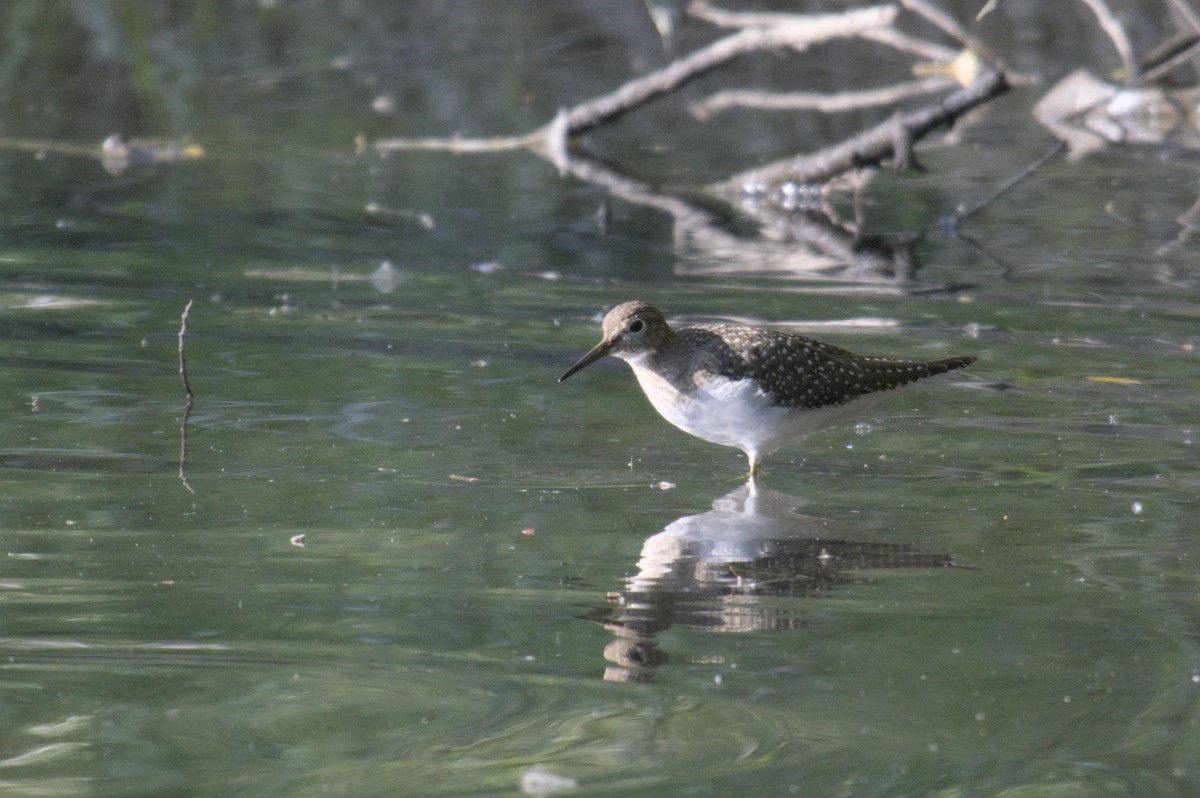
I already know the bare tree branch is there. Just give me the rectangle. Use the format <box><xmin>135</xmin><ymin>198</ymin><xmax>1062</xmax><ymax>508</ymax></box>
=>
<box><xmin>563</xmin><ymin>6</ymin><xmax>896</xmax><ymax>132</ymax></box>
<box><xmin>715</xmin><ymin>67</ymin><xmax>1009</xmax><ymax>194</ymax></box>
<box><xmin>1076</xmin><ymin>0</ymin><xmax>1139</xmax><ymax>82</ymax></box>
<box><xmin>691</xmin><ymin>76</ymin><xmax>956</xmax><ymax>118</ymax></box>
<box><xmin>375</xmin><ymin>4</ymin><xmax>898</xmax><ymax>155</ymax></box>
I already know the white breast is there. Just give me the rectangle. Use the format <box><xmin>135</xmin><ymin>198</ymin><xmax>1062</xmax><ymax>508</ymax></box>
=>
<box><xmin>627</xmin><ymin>361</ymin><xmax>887</xmax><ymax>462</ymax></box>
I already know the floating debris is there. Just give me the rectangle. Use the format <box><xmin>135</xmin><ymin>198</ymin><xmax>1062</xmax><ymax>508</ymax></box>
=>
<box><xmin>371</xmin><ymin>95</ymin><xmax>396</xmax><ymax>115</ymax></box>
<box><xmin>101</xmin><ymin>133</ymin><xmax>204</xmax><ymax>175</ymax></box>
<box><xmin>371</xmin><ymin>260</ymin><xmax>401</xmax><ymax>293</ymax></box>
<box><xmin>520</xmin><ymin>764</ymin><xmax>577</xmax><ymax>795</ymax></box>
<box><xmin>1086</xmin><ymin>376</ymin><xmax>1142</xmax><ymax>385</ymax></box>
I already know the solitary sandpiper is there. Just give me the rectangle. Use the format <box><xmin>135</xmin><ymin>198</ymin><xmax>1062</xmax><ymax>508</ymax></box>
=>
<box><xmin>559</xmin><ymin>301</ymin><xmax>976</xmax><ymax>479</ymax></box>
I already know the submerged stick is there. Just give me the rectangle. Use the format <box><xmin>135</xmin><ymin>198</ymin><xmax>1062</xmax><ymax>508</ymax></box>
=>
<box><xmin>942</xmin><ymin>139</ymin><xmax>1066</xmax><ymax>232</ymax></box>
<box><xmin>178</xmin><ymin>299</ymin><xmax>195</xmax><ymax>494</ymax></box>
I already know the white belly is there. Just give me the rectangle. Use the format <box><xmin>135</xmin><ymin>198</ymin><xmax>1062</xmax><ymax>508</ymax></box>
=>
<box><xmin>628</xmin><ymin>361</ymin><xmax>886</xmax><ymax>461</ymax></box>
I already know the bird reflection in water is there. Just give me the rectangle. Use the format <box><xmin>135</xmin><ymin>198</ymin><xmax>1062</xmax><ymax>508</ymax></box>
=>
<box><xmin>581</xmin><ymin>483</ymin><xmax>964</xmax><ymax>683</ymax></box>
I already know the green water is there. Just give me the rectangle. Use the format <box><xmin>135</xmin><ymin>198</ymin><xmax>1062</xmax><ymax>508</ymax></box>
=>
<box><xmin>1</xmin><ymin>3</ymin><xmax>1199</xmax><ymax>796</ymax></box>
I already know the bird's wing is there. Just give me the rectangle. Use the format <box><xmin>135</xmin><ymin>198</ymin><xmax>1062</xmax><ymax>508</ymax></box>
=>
<box><xmin>691</xmin><ymin>326</ymin><xmax>973</xmax><ymax>409</ymax></box>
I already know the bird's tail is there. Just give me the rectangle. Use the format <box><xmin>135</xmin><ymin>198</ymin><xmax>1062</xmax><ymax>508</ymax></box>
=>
<box><xmin>853</xmin><ymin>354</ymin><xmax>976</xmax><ymax>393</ymax></box>
<box><xmin>921</xmin><ymin>355</ymin><xmax>977</xmax><ymax>374</ymax></box>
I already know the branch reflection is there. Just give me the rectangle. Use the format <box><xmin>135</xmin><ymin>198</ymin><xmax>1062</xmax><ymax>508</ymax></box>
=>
<box><xmin>558</xmin><ymin>150</ymin><xmax>928</xmax><ymax>287</ymax></box>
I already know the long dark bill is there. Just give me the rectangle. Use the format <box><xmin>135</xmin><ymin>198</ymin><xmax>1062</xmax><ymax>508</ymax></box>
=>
<box><xmin>558</xmin><ymin>339</ymin><xmax>614</xmax><ymax>382</ymax></box>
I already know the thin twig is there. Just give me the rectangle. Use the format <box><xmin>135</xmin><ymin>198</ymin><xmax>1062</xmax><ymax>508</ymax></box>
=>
<box><xmin>1155</xmin><ymin>195</ymin><xmax>1200</xmax><ymax>257</ymax></box>
<box><xmin>179</xmin><ymin>299</ymin><xmax>194</xmax><ymax>401</ymax></box>
<box><xmin>976</xmin><ymin>0</ymin><xmax>1006</xmax><ymax>21</ymax></box>
<box><xmin>1167</xmin><ymin>0</ymin><xmax>1200</xmax><ymax>33</ymax></box>
<box><xmin>372</xmin><ymin>131</ymin><xmax>542</xmax><ymax>153</ymax></box>
<box><xmin>178</xmin><ymin>299</ymin><xmax>195</xmax><ymax>494</ymax></box>
<box><xmin>687</xmin><ymin>0</ymin><xmax>813</xmax><ymax>28</ymax></box>
<box><xmin>690</xmin><ymin>1</ymin><xmax>959</xmax><ymax>62</ymax></box>
<box><xmin>1137</xmin><ymin>36</ymin><xmax>1200</xmax><ymax>86</ymax></box>
<box><xmin>900</xmin><ymin>0</ymin><xmax>1007</xmax><ymax>72</ymax></box>
<box><xmin>1076</xmin><ymin>0</ymin><xmax>1139</xmax><ymax>82</ymax></box>
<box><xmin>691</xmin><ymin>76</ymin><xmax>955</xmax><ymax>118</ymax></box>
<box><xmin>861</xmin><ymin>27</ymin><xmax>960</xmax><ymax>62</ymax></box>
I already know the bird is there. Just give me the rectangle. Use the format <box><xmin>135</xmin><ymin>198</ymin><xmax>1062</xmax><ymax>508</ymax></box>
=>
<box><xmin>559</xmin><ymin>301</ymin><xmax>976</xmax><ymax>480</ymax></box>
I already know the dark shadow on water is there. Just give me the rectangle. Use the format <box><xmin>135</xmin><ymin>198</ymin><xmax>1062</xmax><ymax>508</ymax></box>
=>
<box><xmin>580</xmin><ymin>483</ymin><xmax>965</xmax><ymax>683</ymax></box>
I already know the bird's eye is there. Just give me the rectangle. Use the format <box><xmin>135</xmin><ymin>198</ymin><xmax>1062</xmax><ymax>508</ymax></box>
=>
<box><xmin>628</xmin><ymin>319</ymin><xmax>644</xmax><ymax>333</ymax></box>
